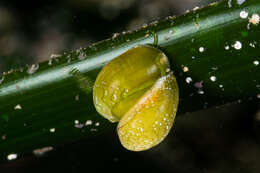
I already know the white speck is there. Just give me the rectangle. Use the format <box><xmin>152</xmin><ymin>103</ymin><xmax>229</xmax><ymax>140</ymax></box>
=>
<box><xmin>240</xmin><ymin>10</ymin><xmax>248</xmax><ymax>19</ymax></box>
<box><xmin>183</xmin><ymin>66</ymin><xmax>189</xmax><ymax>72</ymax></box>
<box><xmin>233</xmin><ymin>41</ymin><xmax>242</xmax><ymax>50</ymax></box>
<box><xmin>0</xmin><ymin>76</ymin><xmax>4</xmax><ymax>84</ymax></box>
<box><xmin>257</xmin><ymin>94</ymin><xmax>260</xmax><ymax>99</ymax></box>
<box><xmin>155</xmin><ymin>121</ymin><xmax>158</xmax><ymax>124</ymax></box>
<box><xmin>186</xmin><ymin>77</ymin><xmax>192</xmax><ymax>84</ymax></box>
<box><xmin>113</xmin><ymin>94</ymin><xmax>117</xmax><ymax>101</ymax></box>
<box><xmin>78</xmin><ymin>52</ymin><xmax>86</xmax><ymax>60</ymax></box>
<box><xmin>85</xmin><ymin>120</ymin><xmax>92</xmax><ymax>126</ymax></box>
<box><xmin>75</xmin><ymin>95</ymin><xmax>79</xmax><ymax>101</ymax></box>
<box><xmin>249</xmin><ymin>14</ymin><xmax>260</xmax><ymax>25</ymax></box>
<box><xmin>194</xmin><ymin>81</ymin><xmax>203</xmax><ymax>88</ymax></box>
<box><xmin>145</xmin><ymin>33</ymin><xmax>150</xmax><ymax>38</ymax></box>
<box><xmin>14</xmin><ymin>104</ymin><xmax>22</xmax><ymax>110</ymax></box>
<box><xmin>90</xmin><ymin>128</ymin><xmax>98</xmax><ymax>132</ymax></box>
<box><xmin>193</xmin><ymin>6</ymin><xmax>200</xmax><ymax>11</ymax></box>
<box><xmin>140</xmin><ymin>128</ymin><xmax>143</xmax><ymax>132</ymax></box>
<box><xmin>228</xmin><ymin>0</ymin><xmax>232</xmax><ymax>8</ymax></box>
<box><xmin>247</xmin><ymin>23</ymin><xmax>251</xmax><ymax>30</ymax></box>
<box><xmin>48</xmin><ymin>59</ymin><xmax>53</xmax><ymax>66</ymax></box>
<box><xmin>50</xmin><ymin>128</ymin><xmax>55</xmax><ymax>133</ymax></box>
<box><xmin>2</xmin><ymin>134</ymin><xmax>6</xmax><ymax>140</ymax></box>
<box><xmin>237</xmin><ymin>0</ymin><xmax>245</xmax><ymax>5</ymax></box>
<box><xmin>95</xmin><ymin>122</ymin><xmax>100</xmax><ymax>126</ymax></box>
<box><xmin>192</xmin><ymin>56</ymin><xmax>195</xmax><ymax>59</ymax></box>
<box><xmin>27</xmin><ymin>64</ymin><xmax>39</xmax><ymax>74</ymax></box>
<box><xmin>166</xmin><ymin>68</ymin><xmax>170</xmax><ymax>73</ymax></box>
<box><xmin>253</xmin><ymin>61</ymin><xmax>259</xmax><ymax>66</ymax></box>
<box><xmin>219</xmin><ymin>84</ymin><xmax>223</xmax><ymax>88</ymax></box>
<box><xmin>75</xmin><ymin>124</ymin><xmax>84</xmax><ymax>128</ymax></box>
<box><xmin>74</xmin><ymin>120</ymin><xmax>79</xmax><ymax>124</ymax></box>
<box><xmin>249</xmin><ymin>42</ymin><xmax>256</xmax><ymax>48</ymax></box>
<box><xmin>7</xmin><ymin>154</ymin><xmax>17</xmax><ymax>160</ymax></box>
<box><xmin>199</xmin><ymin>47</ymin><xmax>205</xmax><ymax>52</ymax></box>
<box><xmin>209</xmin><ymin>2</ymin><xmax>217</xmax><ymax>6</ymax></box>
<box><xmin>225</xmin><ymin>45</ymin><xmax>230</xmax><ymax>50</ymax></box>
<box><xmin>198</xmin><ymin>90</ymin><xmax>204</xmax><ymax>94</ymax></box>
<box><xmin>142</xmin><ymin>24</ymin><xmax>148</xmax><ymax>28</ymax></box>
<box><xmin>210</xmin><ymin>76</ymin><xmax>217</xmax><ymax>82</ymax></box>
<box><xmin>112</xmin><ymin>33</ymin><xmax>119</xmax><ymax>39</ymax></box>
<box><xmin>50</xmin><ymin>54</ymin><xmax>61</xmax><ymax>59</ymax></box>
<box><xmin>33</xmin><ymin>146</ymin><xmax>54</xmax><ymax>156</ymax></box>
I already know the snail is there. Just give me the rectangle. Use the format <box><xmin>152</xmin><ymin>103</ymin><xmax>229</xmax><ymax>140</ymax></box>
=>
<box><xmin>93</xmin><ymin>45</ymin><xmax>179</xmax><ymax>151</ymax></box>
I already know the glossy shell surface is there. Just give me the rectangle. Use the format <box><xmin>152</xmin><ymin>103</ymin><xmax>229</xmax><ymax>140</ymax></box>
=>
<box><xmin>93</xmin><ymin>45</ymin><xmax>170</xmax><ymax>122</ymax></box>
<box><xmin>117</xmin><ymin>73</ymin><xmax>179</xmax><ymax>151</ymax></box>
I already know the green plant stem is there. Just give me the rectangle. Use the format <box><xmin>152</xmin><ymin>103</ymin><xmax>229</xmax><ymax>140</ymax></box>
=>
<box><xmin>0</xmin><ymin>0</ymin><xmax>259</xmax><ymax>159</ymax></box>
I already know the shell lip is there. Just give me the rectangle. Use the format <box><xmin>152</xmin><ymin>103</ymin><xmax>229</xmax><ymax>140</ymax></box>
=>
<box><xmin>117</xmin><ymin>72</ymin><xmax>177</xmax><ymax>129</ymax></box>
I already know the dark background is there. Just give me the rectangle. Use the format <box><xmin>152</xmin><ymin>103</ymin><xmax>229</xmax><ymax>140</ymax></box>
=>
<box><xmin>0</xmin><ymin>0</ymin><xmax>260</xmax><ymax>172</ymax></box>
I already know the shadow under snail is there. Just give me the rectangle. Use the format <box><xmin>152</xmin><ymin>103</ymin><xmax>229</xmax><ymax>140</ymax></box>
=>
<box><xmin>93</xmin><ymin>45</ymin><xmax>179</xmax><ymax>151</ymax></box>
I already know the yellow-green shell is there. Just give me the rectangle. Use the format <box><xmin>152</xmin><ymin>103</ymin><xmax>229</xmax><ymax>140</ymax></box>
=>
<box><xmin>93</xmin><ymin>45</ymin><xmax>179</xmax><ymax>151</ymax></box>
<box><xmin>117</xmin><ymin>73</ymin><xmax>178</xmax><ymax>151</ymax></box>
<box><xmin>93</xmin><ymin>45</ymin><xmax>170</xmax><ymax>122</ymax></box>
